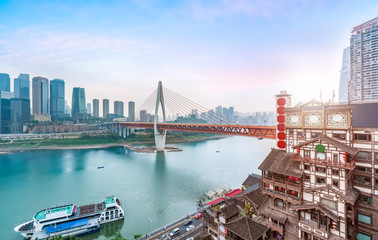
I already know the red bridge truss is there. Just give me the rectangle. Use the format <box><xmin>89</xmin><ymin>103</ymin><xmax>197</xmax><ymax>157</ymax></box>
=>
<box><xmin>117</xmin><ymin>122</ymin><xmax>276</xmax><ymax>139</ymax></box>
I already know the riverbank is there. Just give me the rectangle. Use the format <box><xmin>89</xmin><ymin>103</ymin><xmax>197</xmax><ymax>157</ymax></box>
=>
<box><xmin>0</xmin><ymin>132</ymin><xmax>225</xmax><ymax>154</ymax></box>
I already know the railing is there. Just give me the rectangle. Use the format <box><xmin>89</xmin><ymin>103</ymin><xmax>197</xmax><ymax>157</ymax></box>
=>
<box><xmin>262</xmin><ymin>177</ymin><xmax>301</xmax><ymax>189</ymax></box>
<box><xmin>292</xmin><ymin>155</ymin><xmax>355</xmax><ymax>170</ymax></box>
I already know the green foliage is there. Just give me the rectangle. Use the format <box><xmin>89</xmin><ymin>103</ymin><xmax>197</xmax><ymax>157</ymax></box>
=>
<box><xmin>133</xmin><ymin>233</ymin><xmax>142</xmax><ymax>239</ymax></box>
<box><xmin>50</xmin><ymin>236</ymin><xmax>80</xmax><ymax>240</ymax></box>
<box><xmin>244</xmin><ymin>201</ymin><xmax>254</xmax><ymax>218</ymax></box>
<box><xmin>107</xmin><ymin>231</ymin><xmax>130</xmax><ymax>240</ymax></box>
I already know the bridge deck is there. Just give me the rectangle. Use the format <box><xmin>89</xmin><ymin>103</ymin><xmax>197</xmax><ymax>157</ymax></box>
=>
<box><xmin>116</xmin><ymin>122</ymin><xmax>276</xmax><ymax>139</ymax></box>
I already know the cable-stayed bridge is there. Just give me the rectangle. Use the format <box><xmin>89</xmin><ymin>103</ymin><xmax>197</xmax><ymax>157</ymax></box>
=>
<box><xmin>109</xmin><ymin>81</ymin><xmax>277</xmax><ymax>151</ymax></box>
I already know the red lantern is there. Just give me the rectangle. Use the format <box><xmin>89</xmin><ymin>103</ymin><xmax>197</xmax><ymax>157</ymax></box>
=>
<box><xmin>267</xmin><ymin>184</ymin><xmax>270</xmax><ymax>188</ymax></box>
<box><xmin>296</xmin><ymin>147</ymin><xmax>300</xmax><ymax>154</ymax></box>
<box><xmin>292</xmin><ymin>191</ymin><xmax>295</xmax><ymax>195</ymax></box>
<box><xmin>278</xmin><ymin>187</ymin><xmax>282</xmax><ymax>191</ymax></box>
<box><xmin>343</xmin><ymin>152</ymin><xmax>347</xmax><ymax>161</ymax></box>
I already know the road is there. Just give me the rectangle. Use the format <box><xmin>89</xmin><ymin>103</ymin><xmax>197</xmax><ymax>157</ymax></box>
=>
<box><xmin>139</xmin><ymin>214</ymin><xmax>203</xmax><ymax>240</ymax></box>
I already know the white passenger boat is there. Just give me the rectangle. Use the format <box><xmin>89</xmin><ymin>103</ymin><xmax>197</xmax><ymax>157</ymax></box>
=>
<box><xmin>14</xmin><ymin>196</ymin><xmax>124</xmax><ymax>240</ymax></box>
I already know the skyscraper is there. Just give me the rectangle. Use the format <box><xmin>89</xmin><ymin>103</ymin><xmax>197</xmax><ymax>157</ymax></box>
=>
<box><xmin>14</xmin><ymin>73</ymin><xmax>30</xmax><ymax>100</ymax></box>
<box><xmin>0</xmin><ymin>73</ymin><xmax>10</xmax><ymax>92</ymax></box>
<box><xmin>10</xmin><ymin>98</ymin><xmax>30</xmax><ymax>133</ymax></box>
<box><xmin>140</xmin><ymin>110</ymin><xmax>147</xmax><ymax>122</ymax></box>
<box><xmin>87</xmin><ymin>103</ymin><xmax>91</xmax><ymax>115</ymax></box>
<box><xmin>103</xmin><ymin>99</ymin><xmax>109</xmax><ymax>118</ymax></box>
<box><xmin>0</xmin><ymin>92</ymin><xmax>11</xmax><ymax>133</ymax></box>
<box><xmin>50</xmin><ymin>79</ymin><xmax>65</xmax><ymax>121</ymax></box>
<box><xmin>339</xmin><ymin>47</ymin><xmax>350</xmax><ymax>103</ymax></box>
<box><xmin>32</xmin><ymin>77</ymin><xmax>49</xmax><ymax>114</ymax></box>
<box><xmin>71</xmin><ymin>87</ymin><xmax>86</xmax><ymax>120</ymax></box>
<box><xmin>114</xmin><ymin>101</ymin><xmax>124</xmax><ymax>116</ymax></box>
<box><xmin>128</xmin><ymin>101</ymin><xmax>135</xmax><ymax>121</ymax></box>
<box><xmin>93</xmin><ymin>99</ymin><xmax>99</xmax><ymax>117</ymax></box>
<box><xmin>349</xmin><ymin>17</ymin><xmax>378</xmax><ymax>102</ymax></box>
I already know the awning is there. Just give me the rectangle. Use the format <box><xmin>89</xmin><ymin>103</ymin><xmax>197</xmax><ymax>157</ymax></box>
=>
<box><xmin>224</xmin><ymin>189</ymin><xmax>242</xmax><ymax>198</ymax></box>
<box><xmin>206</xmin><ymin>197</ymin><xmax>224</xmax><ymax>206</ymax></box>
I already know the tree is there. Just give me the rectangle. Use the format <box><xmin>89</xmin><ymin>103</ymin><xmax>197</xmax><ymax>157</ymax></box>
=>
<box><xmin>134</xmin><ymin>234</ymin><xmax>142</xmax><ymax>239</ymax></box>
<box><xmin>244</xmin><ymin>201</ymin><xmax>254</xmax><ymax>218</ymax></box>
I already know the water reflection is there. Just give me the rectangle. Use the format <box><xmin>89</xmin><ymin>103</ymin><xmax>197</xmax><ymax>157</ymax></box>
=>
<box><xmin>81</xmin><ymin>219</ymin><xmax>125</xmax><ymax>240</ymax></box>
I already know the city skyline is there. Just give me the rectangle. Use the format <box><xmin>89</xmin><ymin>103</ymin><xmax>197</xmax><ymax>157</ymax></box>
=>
<box><xmin>2</xmin><ymin>1</ymin><xmax>378</xmax><ymax>112</ymax></box>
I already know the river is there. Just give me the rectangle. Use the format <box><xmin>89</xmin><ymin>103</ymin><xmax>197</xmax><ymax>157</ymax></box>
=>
<box><xmin>0</xmin><ymin>136</ymin><xmax>275</xmax><ymax>239</ymax></box>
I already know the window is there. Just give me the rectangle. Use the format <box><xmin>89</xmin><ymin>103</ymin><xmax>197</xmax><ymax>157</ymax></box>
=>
<box><xmin>304</xmin><ymin>164</ymin><xmax>310</xmax><ymax>170</ymax></box>
<box><xmin>357</xmin><ymin>232</ymin><xmax>372</xmax><ymax>240</ymax></box>
<box><xmin>333</xmin><ymin>180</ymin><xmax>339</xmax><ymax>188</ymax></box>
<box><xmin>275</xmin><ymin>199</ymin><xmax>284</xmax><ymax>209</ymax></box>
<box><xmin>275</xmin><ymin>186</ymin><xmax>285</xmax><ymax>195</ymax></box>
<box><xmin>355</xmin><ymin>175</ymin><xmax>371</xmax><ymax>186</ymax></box>
<box><xmin>311</xmin><ymin>132</ymin><xmax>320</xmax><ymax>138</ymax></box>
<box><xmin>316</xmin><ymin>177</ymin><xmax>326</xmax><ymax>184</ymax></box>
<box><xmin>321</xmin><ymin>198</ymin><xmax>337</xmax><ymax>210</ymax></box>
<box><xmin>359</xmin><ymin>195</ymin><xmax>372</xmax><ymax>205</ymax></box>
<box><xmin>356</xmin><ymin>166</ymin><xmax>371</xmax><ymax>172</ymax></box>
<box><xmin>305</xmin><ymin>174</ymin><xmax>310</xmax><ymax>181</ymax></box>
<box><xmin>304</xmin><ymin>150</ymin><xmax>311</xmax><ymax>158</ymax></box>
<box><xmin>354</xmin><ymin>134</ymin><xmax>372</xmax><ymax>141</ymax></box>
<box><xmin>333</xmin><ymin>153</ymin><xmax>338</xmax><ymax>161</ymax></box>
<box><xmin>358</xmin><ymin>213</ymin><xmax>372</xmax><ymax>225</ymax></box>
<box><xmin>333</xmin><ymin>133</ymin><xmax>346</xmax><ymax>140</ymax></box>
<box><xmin>297</xmin><ymin>132</ymin><xmax>304</xmax><ymax>138</ymax></box>
<box><xmin>289</xmin><ymin>129</ymin><xmax>294</xmax><ymax>135</ymax></box>
<box><xmin>332</xmin><ymin>169</ymin><xmax>339</xmax><ymax>175</ymax></box>
<box><xmin>316</xmin><ymin>167</ymin><xmax>326</xmax><ymax>173</ymax></box>
<box><xmin>357</xmin><ymin>152</ymin><xmax>371</xmax><ymax>161</ymax></box>
<box><xmin>375</xmin><ymin>153</ymin><xmax>378</xmax><ymax>161</ymax></box>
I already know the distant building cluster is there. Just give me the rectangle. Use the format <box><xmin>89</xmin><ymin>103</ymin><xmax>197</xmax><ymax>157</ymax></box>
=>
<box><xmin>0</xmin><ymin>73</ymin><xmax>137</xmax><ymax>134</ymax></box>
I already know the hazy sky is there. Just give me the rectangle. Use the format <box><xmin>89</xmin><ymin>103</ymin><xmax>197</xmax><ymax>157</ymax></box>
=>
<box><xmin>1</xmin><ymin>0</ymin><xmax>378</xmax><ymax>113</ymax></box>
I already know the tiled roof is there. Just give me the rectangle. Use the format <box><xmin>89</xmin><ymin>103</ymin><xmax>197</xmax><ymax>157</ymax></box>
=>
<box><xmin>220</xmin><ymin>199</ymin><xmax>240</xmax><ymax>219</ymax></box>
<box><xmin>303</xmin><ymin>185</ymin><xmax>360</xmax><ymax>204</ymax></box>
<box><xmin>224</xmin><ymin>216</ymin><xmax>269</xmax><ymax>240</ymax></box>
<box><xmin>242</xmin><ymin>174</ymin><xmax>261</xmax><ymax>188</ymax></box>
<box><xmin>258</xmin><ymin>149</ymin><xmax>303</xmax><ymax>178</ymax></box>
<box><xmin>293</xmin><ymin>134</ymin><xmax>359</xmax><ymax>155</ymax></box>
<box><xmin>291</xmin><ymin>203</ymin><xmax>338</xmax><ymax>221</ymax></box>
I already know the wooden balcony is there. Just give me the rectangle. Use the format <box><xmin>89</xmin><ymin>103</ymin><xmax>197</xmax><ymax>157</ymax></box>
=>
<box><xmin>292</xmin><ymin>155</ymin><xmax>355</xmax><ymax>170</ymax></box>
<box><xmin>262</xmin><ymin>220</ymin><xmax>284</xmax><ymax>235</ymax></box>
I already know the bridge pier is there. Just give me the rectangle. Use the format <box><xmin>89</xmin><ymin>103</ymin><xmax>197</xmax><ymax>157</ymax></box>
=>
<box><xmin>154</xmin><ymin>81</ymin><xmax>167</xmax><ymax>152</ymax></box>
<box><xmin>118</xmin><ymin>124</ymin><xmax>122</xmax><ymax>137</ymax></box>
<box><xmin>122</xmin><ymin>127</ymin><xmax>127</xmax><ymax>138</ymax></box>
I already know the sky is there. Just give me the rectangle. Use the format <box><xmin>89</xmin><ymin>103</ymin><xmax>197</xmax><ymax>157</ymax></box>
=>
<box><xmin>1</xmin><ymin>0</ymin><xmax>378</xmax><ymax>113</ymax></box>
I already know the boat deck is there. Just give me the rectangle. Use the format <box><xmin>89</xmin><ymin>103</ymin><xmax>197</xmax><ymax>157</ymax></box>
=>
<box><xmin>77</xmin><ymin>203</ymin><xmax>104</xmax><ymax>216</ymax></box>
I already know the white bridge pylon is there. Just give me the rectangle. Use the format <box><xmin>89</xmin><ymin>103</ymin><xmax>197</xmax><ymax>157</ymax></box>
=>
<box><xmin>154</xmin><ymin>81</ymin><xmax>167</xmax><ymax>151</ymax></box>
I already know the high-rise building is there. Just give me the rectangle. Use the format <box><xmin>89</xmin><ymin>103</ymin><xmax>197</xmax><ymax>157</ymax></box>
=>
<box><xmin>0</xmin><ymin>73</ymin><xmax>10</xmax><ymax>92</ymax></box>
<box><xmin>114</xmin><ymin>101</ymin><xmax>124</xmax><ymax>116</ymax></box>
<box><xmin>128</xmin><ymin>101</ymin><xmax>135</xmax><ymax>121</ymax></box>
<box><xmin>349</xmin><ymin>17</ymin><xmax>378</xmax><ymax>102</ymax></box>
<box><xmin>103</xmin><ymin>99</ymin><xmax>109</xmax><ymax>118</ymax></box>
<box><xmin>86</xmin><ymin>103</ymin><xmax>91</xmax><ymax>115</ymax></box>
<box><xmin>10</xmin><ymin>98</ymin><xmax>30</xmax><ymax>133</ymax></box>
<box><xmin>93</xmin><ymin>99</ymin><xmax>99</xmax><ymax>117</ymax></box>
<box><xmin>0</xmin><ymin>92</ymin><xmax>12</xmax><ymax>134</ymax></box>
<box><xmin>215</xmin><ymin>105</ymin><xmax>222</xmax><ymax>116</ymax></box>
<box><xmin>71</xmin><ymin>87</ymin><xmax>86</xmax><ymax>120</ymax></box>
<box><xmin>50</xmin><ymin>79</ymin><xmax>65</xmax><ymax>121</ymax></box>
<box><xmin>32</xmin><ymin>77</ymin><xmax>49</xmax><ymax>114</ymax></box>
<box><xmin>339</xmin><ymin>47</ymin><xmax>350</xmax><ymax>103</ymax></box>
<box><xmin>14</xmin><ymin>73</ymin><xmax>30</xmax><ymax>100</ymax></box>
<box><xmin>140</xmin><ymin>110</ymin><xmax>147</xmax><ymax>122</ymax></box>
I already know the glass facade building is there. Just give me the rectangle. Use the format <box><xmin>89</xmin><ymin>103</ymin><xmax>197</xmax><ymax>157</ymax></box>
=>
<box><xmin>0</xmin><ymin>73</ymin><xmax>10</xmax><ymax>92</ymax></box>
<box><xmin>14</xmin><ymin>73</ymin><xmax>30</xmax><ymax>100</ymax></box>
<box><xmin>32</xmin><ymin>77</ymin><xmax>49</xmax><ymax>114</ymax></box>
<box><xmin>50</xmin><ymin>79</ymin><xmax>65</xmax><ymax>121</ymax></box>
<box><xmin>10</xmin><ymin>98</ymin><xmax>30</xmax><ymax>133</ymax></box>
<box><xmin>114</xmin><ymin>101</ymin><xmax>124</xmax><ymax>117</ymax></box>
<box><xmin>71</xmin><ymin>87</ymin><xmax>87</xmax><ymax>120</ymax></box>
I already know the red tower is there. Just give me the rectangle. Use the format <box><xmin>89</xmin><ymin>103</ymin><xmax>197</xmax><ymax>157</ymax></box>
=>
<box><xmin>275</xmin><ymin>91</ymin><xmax>291</xmax><ymax>150</ymax></box>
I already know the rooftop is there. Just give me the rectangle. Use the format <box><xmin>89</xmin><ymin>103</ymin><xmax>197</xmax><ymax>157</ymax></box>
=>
<box><xmin>259</xmin><ymin>149</ymin><xmax>303</xmax><ymax>178</ymax></box>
